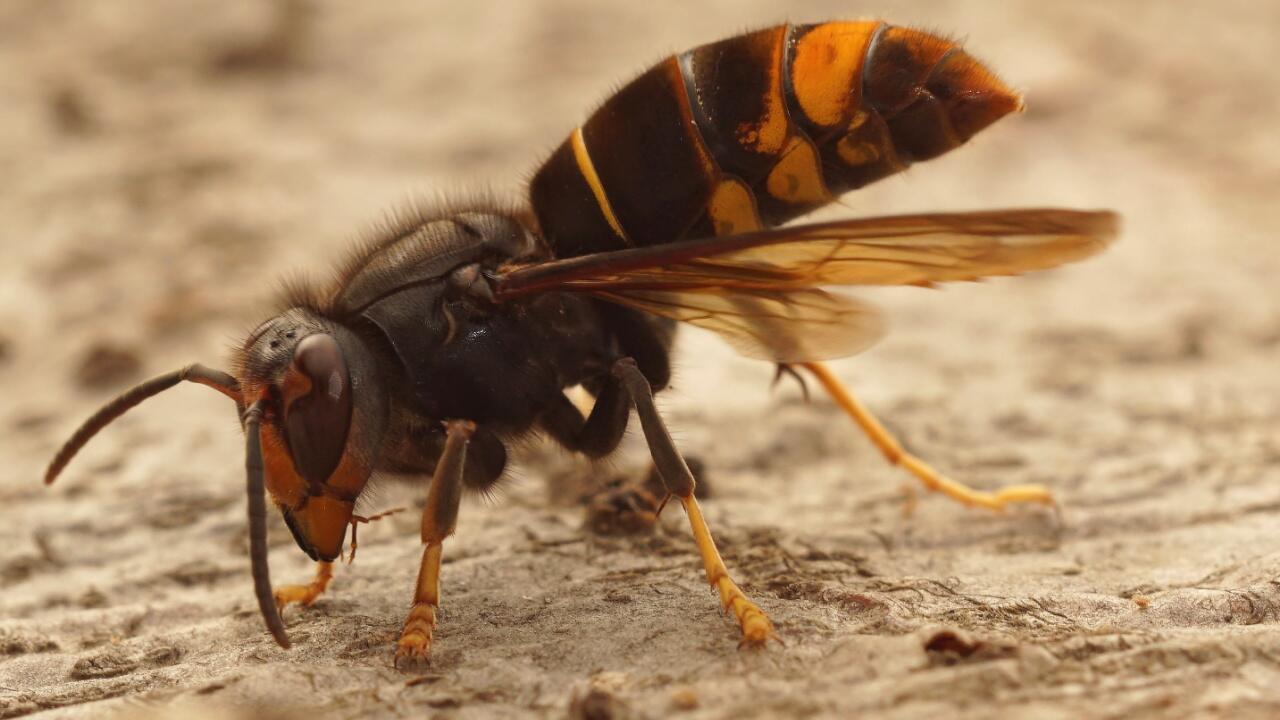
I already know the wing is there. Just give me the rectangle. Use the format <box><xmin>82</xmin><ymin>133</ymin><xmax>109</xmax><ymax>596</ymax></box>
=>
<box><xmin>496</xmin><ymin>208</ymin><xmax>1118</xmax><ymax>362</ymax></box>
<box><xmin>594</xmin><ymin>287</ymin><xmax>886</xmax><ymax>363</ymax></box>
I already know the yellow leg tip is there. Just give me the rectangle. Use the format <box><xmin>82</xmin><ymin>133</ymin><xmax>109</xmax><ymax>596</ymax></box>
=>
<box><xmin>991</xmin><ymin>484</ymin><xmax>1057</xmax><ymax>506</ymax></box>
<box><xmin>723</xmin><ymin>591</ymin><xmax>778</xmax><ymax>648</ymax></box>
<box><xmin>395</xmin><ymin>604</ymin><xmax>437</xmax><ymax>671</ymax></box>
<box><xmin>738</xmin><ymin>610</ymin><xmax>778</xmax><ymax>648</ymax></box>
<box><xmin>273</xmin><ymin>584</ymin><xmax>321</xmax><ymax>611</ymax></box>
<box><xmin>273</xmin><ymin>563</ymin><xmax>334</xmax><ymax>612</ymax></box>
<box><xmin>899</xmin><ymin>456</ymin><xmax>1056</xmax><ymax>513</ymax></box>
<box><xmin>394</xmin><ymin>633</ymin><xmax>433</xmax><ymax>671</ymax></box>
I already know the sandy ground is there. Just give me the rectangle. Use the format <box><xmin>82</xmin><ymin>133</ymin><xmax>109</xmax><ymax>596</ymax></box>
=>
<box><xmin>2</xmin><ymin>1</ymin><xmax>1279</xmax><ymax>718</ymax></box>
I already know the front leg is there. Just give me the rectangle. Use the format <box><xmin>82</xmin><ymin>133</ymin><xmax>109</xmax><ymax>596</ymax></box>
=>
<box><xmin>274</xmin><ymin>561</ymin><xmax>334</xmax><ymax>613</ymax></box>
<box><xmin>395</xmin><ymin>419</ymin><xmax>473</xmax><ymax>670</ymax></box>
<box><xmin>538</xmin><ymin>376</ymin><xmax>630</xmax><ymax>458</ymax></box>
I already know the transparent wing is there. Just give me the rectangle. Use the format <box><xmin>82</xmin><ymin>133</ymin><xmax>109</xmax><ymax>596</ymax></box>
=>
<box><xmin>495</xmin><ymin>208</ymin><xmax>1117</xmax><ymax>362</ymax></box>
<box><xmin>595</xmin><ymin>288</ymin><xmax>885</xmax><ymax>363</ymax></box>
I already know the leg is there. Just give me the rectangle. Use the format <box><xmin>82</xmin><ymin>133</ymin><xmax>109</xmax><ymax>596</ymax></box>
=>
<box><xmin>543</xmin><ymin>374</ymin><xmax>670</xmax><ymax>534</ymax></box>
<box><xmin>273</xmin><ymin>561</ymin><xmax>334</xmax><ymax>612</ymax></box>
<box><xmin>384</xmin><ymin>419</ymin><xmax>507</xmax><ymax>492</ymax></box>
<box><xmin>395</xmin><ymin>420</ymin><xmax>473</xmax><ymax>670</ymax></box>
<box><xmin>799</xmin><ymin>362</ymin><xmax>1054</xmax><ymax>511</ymax></box>
<box><xmin>539</xmin><ymin>376</ymin><xmax>630</xmax><ymax>458</ymax></box>
<box><xmin>613</xmin><ymin>357</ymin><xmax>775</xmax><ymax>646</ymax></box>
<box><xmin>346</xmin><ymin>507</ymin><xmax>406</xmax><ymax>564</ymax></box>
<box><xmin>603</xmin><ymin>303</ymin><xmax>674</xmax><ymax>391</ymax></box>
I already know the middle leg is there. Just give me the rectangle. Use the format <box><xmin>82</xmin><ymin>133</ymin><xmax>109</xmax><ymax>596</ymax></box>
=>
<box><xmin>612</xmin><ymin>357</ymin><xmax>776</xmax><ymax>646</ymax></box>
<box><xmin>274</xmin><ymin>561</ymin><xmax>334</xmax><ymax>612</ymax></box>
<box><xmin>395</xmin><ymin>419</ymin><xmax>473</xmax><ymax>670</ymax></box>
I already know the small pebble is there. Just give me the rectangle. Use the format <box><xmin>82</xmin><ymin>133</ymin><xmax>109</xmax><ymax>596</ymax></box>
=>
<box><xmin>670</xmin><ymin>686</ymin><xmax>699</xmax><ymax>711</ymax></box>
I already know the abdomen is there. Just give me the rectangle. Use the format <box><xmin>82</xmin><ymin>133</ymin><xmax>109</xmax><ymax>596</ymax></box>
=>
<box><xmin>529</xmin><ymin>21</ymin><xmax>1022</xmax><ymax>257</ymax></box>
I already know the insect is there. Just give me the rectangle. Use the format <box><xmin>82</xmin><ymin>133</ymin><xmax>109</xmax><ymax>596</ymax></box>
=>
<box><xmin>45</xmin><ymin>20</ymin><xmax>1117</xmax><ymax>665</ymax></box>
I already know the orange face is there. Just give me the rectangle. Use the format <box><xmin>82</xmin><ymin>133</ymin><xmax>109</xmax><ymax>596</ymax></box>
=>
<box><xmin>256</xmin><ymin>420</ymin><xmax>365</xmax><ymax>561</ymax></box>
<box><xmin>241</xmin><ymin>330</ymin><xmax>375</xmax><ymax>562</ymax></box>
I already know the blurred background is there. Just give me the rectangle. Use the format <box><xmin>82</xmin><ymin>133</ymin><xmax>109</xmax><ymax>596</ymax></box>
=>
<box><xmin>2</xmin><ymin>1</ymin><xmax>1278</xmax><ymax>718</ymax></box>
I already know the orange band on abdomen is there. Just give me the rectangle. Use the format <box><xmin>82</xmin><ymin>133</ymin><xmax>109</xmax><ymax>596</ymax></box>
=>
<box><xmin>788</xmin><ymin>21</ymin><xmax>882</xmax><ymax>129</ymax></box>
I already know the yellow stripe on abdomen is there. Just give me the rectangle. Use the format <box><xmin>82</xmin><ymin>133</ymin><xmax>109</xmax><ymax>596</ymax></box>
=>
<box><xmin>570</xmin><ymin>127</ymin><xmax>631</xmax><ymax>245</ymax></box>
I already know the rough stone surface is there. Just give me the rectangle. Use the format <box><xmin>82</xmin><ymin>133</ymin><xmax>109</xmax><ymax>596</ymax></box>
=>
<box><xmin>2</xmin><ymin>1</ymin><xmax>1278</xmax><ymax>718</ymax></box>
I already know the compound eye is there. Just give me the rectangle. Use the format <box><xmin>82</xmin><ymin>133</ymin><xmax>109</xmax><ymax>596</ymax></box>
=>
<box><xmin>282</xmin><ymin>333</ymin><xmax>353</xmax><ymax>485</ymax></box>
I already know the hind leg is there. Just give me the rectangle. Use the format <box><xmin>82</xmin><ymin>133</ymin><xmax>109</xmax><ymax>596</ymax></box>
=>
<box><xmin>799</xmin><ymin>362</ymin><xmax>1054</xmax><ymax>511</ymax></box>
